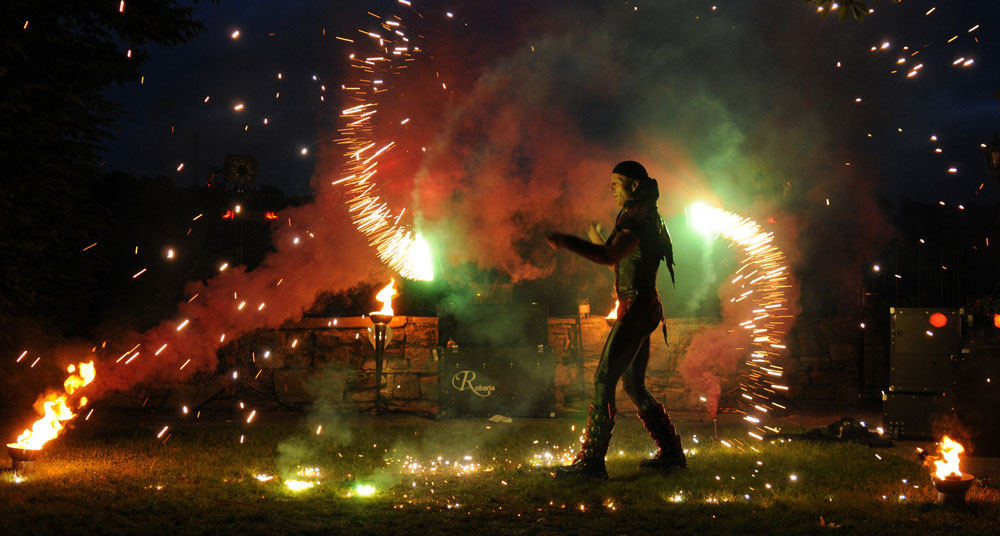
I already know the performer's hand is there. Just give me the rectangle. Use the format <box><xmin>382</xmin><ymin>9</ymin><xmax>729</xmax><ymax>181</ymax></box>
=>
<box><xmin>546</xmin><ymin>233</ymin><xmax>566</xmax><ymax>250</ymax></box>
<box><xmin>587</xmin><ymin>222</ymin><xmax>604</xmax><ymax>244</ymax></box>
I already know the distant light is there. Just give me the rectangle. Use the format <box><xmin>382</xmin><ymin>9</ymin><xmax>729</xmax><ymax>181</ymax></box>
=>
<box><xmin>445</xmin><ymin>12</ymin><xmax>453</xmax><ymax>18</ymax></box>
<box><xmin>231</xmin><ymin>29</ymin><xmax>241</xmax><ymax>39</ymax></box>
<box><xmin>300</xmin><ymin>147</ymin><xmax>308</xmax><ymax>155</ymax></box>
<box><xmin>872</xmin><ymin>264</ymin><xmax>880</xmax><ymax>272</ymax></box>
<box><xmin>929</xmin><ymin>313</ymin><xmax>948</xmax><ymax>328</ymax></box>
<box><xmin>233</xmin><ymin>103</ymin><xmax>245</xmax><ymax>111</ymax></box>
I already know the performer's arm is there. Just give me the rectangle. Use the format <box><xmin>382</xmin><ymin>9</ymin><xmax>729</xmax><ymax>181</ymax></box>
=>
<box><xmin>547</xmin><ymin>229</ymin><xmax>638</xmax><ymax>265</ymax></box>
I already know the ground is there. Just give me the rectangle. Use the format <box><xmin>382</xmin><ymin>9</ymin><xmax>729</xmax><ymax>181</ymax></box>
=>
<box><xmin>2</xmin><ymin>407</ymin><xmax>999</xmax><ymax>535</ymax></box>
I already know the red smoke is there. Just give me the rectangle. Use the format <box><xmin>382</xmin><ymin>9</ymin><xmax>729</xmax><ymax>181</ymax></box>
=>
<box><xmin>92</xmin><ymin>191</ymin><xmax>383</xmax><ymax>396</ymax></box>
<box><xmin>677</xmin><ymin>290</ymin><xmax>751</xmax><ymax>419</ymax></box>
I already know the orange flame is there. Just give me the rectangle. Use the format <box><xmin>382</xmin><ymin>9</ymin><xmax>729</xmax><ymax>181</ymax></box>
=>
<box><xmin>606</xmin><ymin>300</ymin><xmax>620</xmax><ymax>321</ymax></box>
<box><xmin>933</xmin><ymin>436</ymin><xmax>965</xmax><ymax>479</ymax></box>
<box><xmin>372</xmin><ymin>279</ymin><xmax>396</xmax><ymax>316</ymax></box>
<box><xmin>7</xmin><ymin>361</ymin><xmax>96</xmax><ymax>451</ymax></box>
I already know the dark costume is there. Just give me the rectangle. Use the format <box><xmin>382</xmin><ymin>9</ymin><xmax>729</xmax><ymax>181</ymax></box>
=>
<box><xmin>557</xmin><ymin>164</ymin><xmax>685</xmax><ymax>479</ymax></box>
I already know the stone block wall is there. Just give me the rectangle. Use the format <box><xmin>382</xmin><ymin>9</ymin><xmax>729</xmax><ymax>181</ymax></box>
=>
<box><xmin>171</xmin><ymin>315</ymin><xmax>868</xmax><ymax>414</ymax></box>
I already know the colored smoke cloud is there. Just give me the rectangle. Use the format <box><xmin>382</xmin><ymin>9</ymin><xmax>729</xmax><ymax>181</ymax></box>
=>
<box><xmin>92</xmin><ymin>191</ymin><xmax>383</xmax><ymax>397</ymax></box>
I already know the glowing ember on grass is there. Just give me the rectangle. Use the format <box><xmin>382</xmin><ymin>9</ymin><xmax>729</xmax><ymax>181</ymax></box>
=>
<box><xmin>285</xmin><ymin>480</ymin><xmax>316</xmax><ymax>491</ymax></box>
<box><xmin>7</xmin><ymin>361</ymin><xmax>96</xmax><ymax>451</ymax></box>
<box><xmin>355</xmin><ymin>484</ymin><xmax>377</xmax><ymax>496</ymax></box>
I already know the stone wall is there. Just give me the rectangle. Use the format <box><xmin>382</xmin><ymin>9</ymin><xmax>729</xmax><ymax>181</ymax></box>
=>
<box><xmin>176</xmin><ymin>315</ymin><xmax>868</xmax><ymax>414</ymax></box>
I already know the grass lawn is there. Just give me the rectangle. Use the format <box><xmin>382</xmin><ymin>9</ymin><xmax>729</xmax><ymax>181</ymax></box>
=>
<box><xmin>2</xmin><ymin>408</ymin><xmax>999</xmax><ymax>535</ymax></box>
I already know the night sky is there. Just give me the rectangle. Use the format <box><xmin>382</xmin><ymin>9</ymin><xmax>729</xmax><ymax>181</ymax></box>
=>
<box><xmin>92</xmin><ymin>0</ymin><xmax>1000</xmax><ymax>326</ymax></box>
<box><xmin>101</xmin><ymin>0</ymin><xmax>1000</xmax><ymax>202</ymax></box>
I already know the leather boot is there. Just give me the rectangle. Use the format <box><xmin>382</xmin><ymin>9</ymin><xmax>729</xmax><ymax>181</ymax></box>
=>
<box><xmin>555</xmin><ymin>404</ymin><xmax>614</xmax><ymax>479</ymax></box>
<box><xmin>636</xmin><ymin>403</ymin><xmax>686</xmax><ymax>469</ymax></box>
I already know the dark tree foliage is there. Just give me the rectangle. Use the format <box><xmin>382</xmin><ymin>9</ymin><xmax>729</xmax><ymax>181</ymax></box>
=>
<box><xmin>0</xmin><ymin>2</ymin><xmax>203</xmax><ymax>351</ymax></box>
<box><xmin>804</xmin><ymin>0</ymin><xmax>898</xmax><ymax>22</ymax></box>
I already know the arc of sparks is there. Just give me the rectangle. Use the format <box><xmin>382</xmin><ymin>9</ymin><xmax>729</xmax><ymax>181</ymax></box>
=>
<box><xmin>333</xmin><ymin>9</ymin><xmax>433</xmax><ymax>281</ymax></box>
<box><xmin>689</xmin><ymin>203</ymin><xmax>794</xmax><ymax>442</ymax></box>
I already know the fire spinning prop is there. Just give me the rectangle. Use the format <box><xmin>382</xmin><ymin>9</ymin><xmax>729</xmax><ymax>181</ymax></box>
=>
<box><xmin>7</xmin><ymin>361</ymin><xmax>96</xmax><ymax>472</ymax></box>
<box><xmin>689</xmin><ymin>203</ymin><xmax>794</xmax><ymax>444</ymax></box>
<box><xmin>331</xmin><ymin>5</ymin><xmax>434</xmax><ymax>281</ymax></box>
<box><xmin>920</xmin><ymin>436</ymin><xmax>975</xmax><ymax>506</ymax></box>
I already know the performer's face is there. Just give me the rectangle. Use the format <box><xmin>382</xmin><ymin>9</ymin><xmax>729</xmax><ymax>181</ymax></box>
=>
<box><xmin>610</xmin><ymin>173</ymin><xmax>636</xmax><ymax>207</ymax></box>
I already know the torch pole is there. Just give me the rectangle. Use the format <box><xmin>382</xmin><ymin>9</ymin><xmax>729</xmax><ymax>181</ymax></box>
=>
<box><xmin>369</xmin><ymin>313</ymin><xmax>393</xmax><ymax>416</ymax></box>
<box><xmin>373</xmin><ymin>321</ymin><xmax>387</xmax><ymax>416</ymax></box>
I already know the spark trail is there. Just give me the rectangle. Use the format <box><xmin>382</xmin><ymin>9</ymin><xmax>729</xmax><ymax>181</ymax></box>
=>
<box><xmin>689</xmin><ymin>203</ymin><xmax>796</xmax><ymax>443</ymax></box>
<box><xmin>332</xmin><ymin>4</ymin><xmax>434</xmax><ymax>281</ymax></box>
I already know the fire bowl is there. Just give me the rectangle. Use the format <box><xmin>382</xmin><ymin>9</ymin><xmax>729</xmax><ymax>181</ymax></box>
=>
<box><xmin>6</xmin><ymin>445</ymin><xmax>41</xmax><ymax>462</ymax></box>
<box><xmin>369</xmin><ymin>313</ymin><xmax>393</xmax><ymax>325</ymax></box>
<box><xmin>932</xmin><ymin>473</ymin><xmax>975</xmax><ymax>506</ymax></box>
<box><xmin>605</xmin><ymin>317</ymin><xmax>616</xmax><ymax>328</ymax></box>
<box><xmin>6</xmin><ymin>445</ymin><xmax>42</xmax><ymax>474</ymax></box>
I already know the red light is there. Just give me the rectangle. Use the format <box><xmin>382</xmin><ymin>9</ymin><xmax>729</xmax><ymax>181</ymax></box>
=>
<box><xmin>929</xmin><ymin>312</ymin><xmax>948</xmax><ymax>328</ymax></box>
<box><xmin>994</xmin><ymin>314</ymin><xmax>1000</xmax><ymax>329</ymax></box>
<box><xmin>265</xmin><ymin>211</ymin><xmax>278</xmax><ymax>220</ymax></box>
<box><xmin>222</xmin><ymin>210</ymin><xmax>235</xmax><ymax>220</ymax></box>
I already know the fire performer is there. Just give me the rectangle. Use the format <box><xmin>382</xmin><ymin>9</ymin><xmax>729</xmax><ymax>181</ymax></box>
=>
<box><xmin>547</xmin><ymin>160</ymin><xmax>683</xmax><ymax>479</ymax></box>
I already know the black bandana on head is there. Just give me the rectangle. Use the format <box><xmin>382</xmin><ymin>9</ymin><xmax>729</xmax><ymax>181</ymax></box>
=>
<box><xmin>612</xmin><ymin>160</ymin><xmax>648</xmax><ymax>181</ymax></box>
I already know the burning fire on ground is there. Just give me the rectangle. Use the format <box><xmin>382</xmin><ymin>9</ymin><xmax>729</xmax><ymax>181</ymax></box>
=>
<box><xmin>7</xmin><ymin>361</ymin><xmax>96</xmax><ymax>451</ymax></box>
<box><xmin>919</xmin><ymin>435</ymin><xmax>967</xmax><ymax>480</ymax></box>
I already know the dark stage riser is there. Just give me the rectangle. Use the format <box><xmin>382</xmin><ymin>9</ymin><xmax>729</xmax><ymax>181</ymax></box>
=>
<box><xmin>437</xmin><ymin>303</ymin><xmax>548</xmax><ymax>348</ymax></box>
<box><xmin>884</xmin><ymin>307</ymin><xmax>963</xmax><ymax>440</ymax></box>
<box><xmin>436</xmin><ymin>346</ymin><xmax>555</xmax><ymax>419</ymax></box>
<box><xmin>883</xmin><ymin>307</ymin><xmax>1000</xmax><ymax>454</ymax></box>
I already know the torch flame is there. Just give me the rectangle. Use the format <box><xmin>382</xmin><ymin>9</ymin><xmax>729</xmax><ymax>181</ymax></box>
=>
<box><xmin>7</xmin><ymin>361</ymin><xmax>96</xmax><ymax>451</ymax></box>
<box><xmin>606</xmin><ymin>300</ymin><xmax>620</xmax><ymax>321</ymax></box>
<box><xmin>373</xmin><ymin>279</ymin><xmax>396</xmax><ymax>316</ymax></box>
<box><xmin>933</xmin><ymin>436</ymin><xmax>965</xmax><ymax>479</ymax></box>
